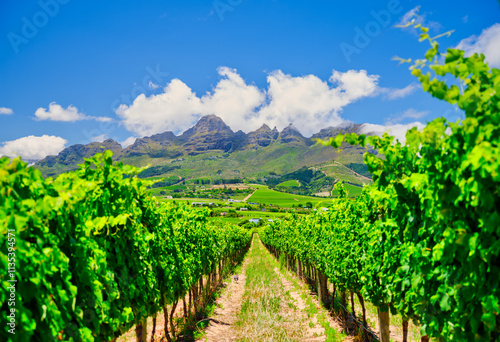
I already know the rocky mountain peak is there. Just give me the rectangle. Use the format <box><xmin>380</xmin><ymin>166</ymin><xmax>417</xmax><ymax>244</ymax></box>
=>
<box><xmin>179</xmin><ymin>115</ymin><xmax>236</xmax><ymax>153</ymax></box>
<box><xmin>246</xmin><ymin>124</ymin><xmax>279</xmax><ymax>148</ymax></box>
<box><xmin>310</xmin><ymin>123</ymin><xmax>363</xmax><ymax>140</ymax></box>
<box><xmin>280</xmin><ymin>123</ymin><xmax>305</xmax><ymax>143</ymax></box>
<box><xmin>183</xmin><ymin>114</ymin><xmax>233</xmax><ymax>137</ymax></box>
<box><xmin>34</xmin><ymin>115</ymin><xmax>374</xmax><ymax>177</ymax></box>
<box><xmin>256</xmin><ymin>124</ymin><xmax>271</xmax><ymax>132</ymax></box>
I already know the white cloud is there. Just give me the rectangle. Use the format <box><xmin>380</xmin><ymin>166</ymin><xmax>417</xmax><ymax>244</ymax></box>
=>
<box><xmin>35</xmin><ymin>102</ymin><xmax>112</xmax><ymax>122</ymax></box>
<box><xmin>35</xmin><ymin>102</ymin><xmax>84</xmax><ymax>121</ymax></box>
<box><xmin>200</xmin><ymin>67</ymin><xmax>266</xmax><ymax>132</ymax></box>
<box><xmin>93</xmin><ymin>116</ymin><xmax>113</xmax><ymax>122</ymax></box>
<box><xmin>116</xmin><ymin>67</ymin><xmax>380</xmax><ymax>137</ymax></box>
<box><xmin>116</xmin><ymin>79</ymin><xmax>203</xmax><ymax>137</ymax></box>
<box><xmin>456</xmin><ymin>23</ymin><xmax>500</xmax><ymax>68</ymax></box>
<box><xmin>148</xmin><ymin>81</ymin><xmax>160</xmax><ymax>89</ymax></box>
<box><xmin>396</xmin><ymin>6</ymin><xmax>420</xmax><ymax>27</ymax></box>
<box><xmin>0</xmin><ymin>135</ymin><xmax>67</xmax><ymax>161</ymax></box>
<box><xmin>381</xmin><ymin>83</ymin><xmax>419</xmax><ymax>100</ymax></box>
<box><xmin>257</xmin><ymin>69</ymin><xmax>379</xmax><ymax>135</ymax></box>
<box><xmin>0</xmin><ymin>107</ymin><xmax>13</xmax><ymax>115</ymax></box>
<box><xmin>360</xmin><ymin>122</ymin><xmax>426</xmax><ymax>143</ymax></box>
<box><xmin>385</xmin><ymin>108</ymin><xmax>429</xmax><ymax>125</ymax></box>
<box><xmin>91</xmin><ymin>134</ymin><xmax>108</xmax><ymax>142</ymax></box>
<box><xmin>121</xmin><ymin>136</ymin><xmax>137</xmax><ymax>148</ymax></box>
<box><xmin>396</xmin><ymin>6</ymin><xmax>442</xmax><ymax>33</ymax></box>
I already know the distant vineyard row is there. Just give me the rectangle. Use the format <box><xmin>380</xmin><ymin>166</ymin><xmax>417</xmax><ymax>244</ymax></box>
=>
<box><xmin>262</xmin><ymin>27</ymin><xmax>500</xmax><ymax>342</ymax></box>
<box><xmin>0</xmin><ymin>151</ymin><xmax>252</xmax><ymax>341</ymax></box>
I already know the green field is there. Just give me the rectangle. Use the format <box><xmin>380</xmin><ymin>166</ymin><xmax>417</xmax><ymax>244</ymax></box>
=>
<box><xmin>159</xmin><ymin>198</ymin><xmax>227</xmax><ymax>205</ymax></box>
<box><xmin>211</xmin><ymin>210</ymin><xmax>288</xmax><ymax>225</ymax></box>
<box><xmin>238</xmin><ymin>210</ymin><xmax>286</xmax><ymax>219</ymax></box>
<box><xmin>318</xmin><ymin>162</ymin><xmax>371</xmax><ymax>187</ymax></box>
<box><xmin>277</xmin><ymin>179</ymin><xmax>300</xmax><ymax>187</ymax></box>
<box><xmin>331</xmin><ymin>183</ymin><xmax>364</xmax><ymax>197</ymax></box>
<box><xmin>247</xmin><ymin>186</ymin><xmax>331</xmax><ymax>207</ymax></box>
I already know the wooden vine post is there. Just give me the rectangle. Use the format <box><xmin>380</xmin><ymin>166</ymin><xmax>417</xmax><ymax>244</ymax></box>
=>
<box><xmin>377</xmin><ymin>306</ymin><xmax>390</xmax><ymax>342</ymax></box>
<box><xmin>356</xmin><ymin>293</ymin><xmax>367</xmax><ymax>326</ymax></box>
<box><xmin>296</xmin><ymin>258</ymin><xmax>301</xmax><ymax>279</ymax></box>
<box><xmin>317</xmin><ymin>271</ymin><xmax>328</xmax><ymax>305</ymax></box>
<box><xmin>402</xmin><ymin>319</ymin><xmax>408</xmax><ymax>342</ymax></box>
<box><xmin>151</xmin><ymin>313</ymin><xmax>157</xmax><ymax>342</ymax></box>
<box><xmin>135</xmin><ymin>318</ymin><xmax>147</xmax><ymax>342</ymax></box>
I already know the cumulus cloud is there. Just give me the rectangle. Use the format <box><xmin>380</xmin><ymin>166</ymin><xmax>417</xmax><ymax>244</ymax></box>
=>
<box><xmin>200</xmin><ymin>67</ymin><xmax>266</xmax><ymax>132</ymax></box>
<box><xmin>0</xmin><ymin>135</ymin><xmax>67</xmax><ymax>161</ymax></box>
<box><xmin>380</xmin><ymin>83</ymin><xmax>419</xmax><ymax>100</ymax></box>
<box><xmin>256</xmin><ymin>69</ymin><xmax>379</xmax><ymax>135</ymax></box>
<box><xmin>116</xmin><ymin>67</ymin><xmax>380</xmax><ymax>137</ymax></box>
<box><xmin>35</xmin><ymin>102</ymin><xmax>112</xmax><ymax>122</ymax></box>
<box><xmin>120</xmin><ymin>136</ymin><xmax>137</xmax><ymax>148</ymax></box>
<box><xmin>35</xmin><ymin>102</ymin><xmax>84</xmax><ymax>121</ymax></box>
<box><xmin>116</xmin><ymin>79</ymin><xmax>203</xmax><ymax>137</ymax></box>
<box><xmin>360</xmin><ymin>122</ymin><xmax>426</xmax><ymax>143</ymax></box>
<box><xmin>0</xmin><ymin>107</ymin><xmax>13</xmax><ymax>115</ymax></box>
<box><xmin>385</xmin><ymin>108</ymin><xmax>429</xmax><ymax>125</ymax></box>
<box><xmin>456</xmin><ymin>23</ymin><xmax>500</xmax><ymax>68</ymax></box>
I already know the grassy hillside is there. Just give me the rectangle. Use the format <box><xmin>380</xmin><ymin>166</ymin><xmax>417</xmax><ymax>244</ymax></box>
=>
<box><xmin>277</xmin><ymin>180</ymin><xmax>300</xmax><ymax>187</ymax></box>
<box><xmin>118</xmin><ymin>143</ymin><xmax>368</xmax><ymax>183</ymax></box>
<box><xmin>247</xmin><ymin>186</ymin><xmax>331</xmax><ymax>207</ymax></box>
<box><xmin>331</xmin><ymin>183</ymin><xmax>364</xmax><ymax>197</ymax></box>
<box><xmin>35</xmin><ymin>116</ymin><xmax>374</xmax><ymax>196</ymax></box>
<box><xmin>317</xmin><ymin>161</ymin><xmax>371</xmax><ymax>186</ymax></box>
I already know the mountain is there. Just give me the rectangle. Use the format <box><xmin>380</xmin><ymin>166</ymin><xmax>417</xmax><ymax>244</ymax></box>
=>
<box><xmin>179</xmin><ymin>114</ymin><xmax>237</xmax><ymax>153</ymax></box>
<box><xmin>244</xmin><ymin>124</ymin><xmax>279</xmax><ymax>149</ymax></box>
<box><xmin>311</xmin><ymin>123</ymin><xmax>364</xmax><ymax>140</ymax></box>
<box><xmin>123</xmin><ymin>131</ymin><xmax>179</xmax><ymax>158</ymax></box>
<box><xmin>278</xmin><ymin>124</ymin><xmax>309</xmax><ymax>144</ymax></box>
<box><xmin>36</xmin><ymin>139</ymin><xmax>123</xmax><ymax>175</ymax></box>
<box><xmin>35</xmin><ymin>115</ymin><xmax>371</xmax><ymax>182</ymax></box>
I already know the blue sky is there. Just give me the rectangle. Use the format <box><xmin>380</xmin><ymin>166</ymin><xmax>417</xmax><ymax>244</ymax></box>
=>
<box><xmin>0</xmin><ymin>0</ymin><xmax>499</xmax><ymax>160</ymax></box>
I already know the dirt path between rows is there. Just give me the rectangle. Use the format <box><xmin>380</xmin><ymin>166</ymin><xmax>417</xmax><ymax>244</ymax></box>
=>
<box><xmin>273</xmin><ymin>267</ymin><xmax>325</xmax><ymax>341</ymax></box>
<box><xmin>274</xmin><ymin>267</ymin><xmax>355</xmax><ymax>342</ymax></box>
<box><xmin>197</xmin><ymin>260</ymin><xmax>249</xmax><ymax>341</ymax></box>
<box><xmin>197</xmin><ymin>237</ymin><xmax>354</xmax><ymax>342</ymax></box>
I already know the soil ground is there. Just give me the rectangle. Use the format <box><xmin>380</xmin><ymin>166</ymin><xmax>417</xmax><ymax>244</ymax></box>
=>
<box><xmin>117</xmin><ymin>236</ymin><xmax>420</xmax><ymax>342</ymax></box>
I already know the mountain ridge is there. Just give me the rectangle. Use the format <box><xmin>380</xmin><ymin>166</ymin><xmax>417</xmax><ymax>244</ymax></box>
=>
<box><xmin>35</xmin><ymin>115</ymin><xmax>371</xmax><ymax>179</ymax></box>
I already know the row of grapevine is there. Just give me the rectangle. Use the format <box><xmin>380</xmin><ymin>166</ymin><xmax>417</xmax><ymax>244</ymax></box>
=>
<box><xmin>262</xmin><ymin>25</ymin><xmax>500</xmax><ymax>342</ymax></box>
<box><xmin>0</xmin><ymin>151</ymin><xmax>252</xmax><ymax>341</ymax></box>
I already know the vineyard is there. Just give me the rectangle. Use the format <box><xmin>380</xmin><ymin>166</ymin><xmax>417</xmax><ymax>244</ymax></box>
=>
<box><xmin>1</xmin><ymin>23</ymin><xmax>500</xmax><ymax>342</ymax></box>
<box><xmin>261</xmin><ymin>27</ymin><xmax>500</xmax><ymax>342</ymax></box>
<box><xmin>0</xmin><ymin>151</ymin><xmax>251</xmax><ymax>341</ymax></box>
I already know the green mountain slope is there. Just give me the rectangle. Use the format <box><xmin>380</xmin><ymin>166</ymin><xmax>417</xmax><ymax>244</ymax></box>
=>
<box><xmin>34</xmin><ymin>115</ymin><xmax>373</xmax><ymax>190</ymax></box>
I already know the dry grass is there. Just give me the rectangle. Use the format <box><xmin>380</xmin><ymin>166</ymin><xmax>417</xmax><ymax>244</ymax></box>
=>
<box><xmin>234</xmin><ymin>238</ymin><xmax>307</xmax><ymax>342</ymax></box>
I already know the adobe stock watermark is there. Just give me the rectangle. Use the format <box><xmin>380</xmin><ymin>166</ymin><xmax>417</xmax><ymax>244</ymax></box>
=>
<box><xmin>340</xmin><ymin>0</ymin><xmax>403</xmax><ymax>63</ymax></box>
<box><xmin>6</xmin><ymin>229</ymin><xmax>17</xmax><ymax>335</ymax></box>
<box><xmin>7</xmin><ymin>0</ymin><xmax>72</xmax><ymax>54</ymax></box>
<box><xmin>77</xmin><ymin>64</ymin><xmax>170</xmax><ymax>147</ymax></box>
<box><xmin>212</xmin><ymin>0</ymin><xmax>243</xmax><ymax>21</ymax></box>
